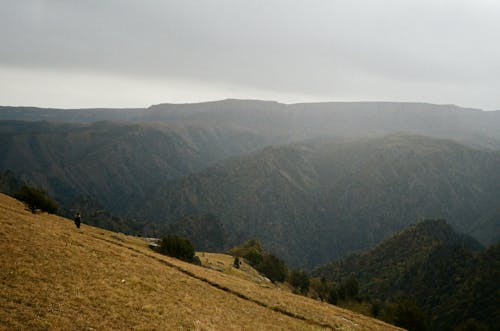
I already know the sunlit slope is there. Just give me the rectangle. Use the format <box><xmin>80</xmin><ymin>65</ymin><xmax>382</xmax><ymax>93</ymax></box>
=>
<box><xmin>0</xmin><ymin>193</ymin><xmax>401</xmax><ymax>331</ymax></box>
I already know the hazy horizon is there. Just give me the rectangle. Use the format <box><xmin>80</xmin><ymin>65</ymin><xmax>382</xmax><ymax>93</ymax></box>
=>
<box><xmin>1</xmin><ymin>98</ymin><xmax>495</xmax><ymax>112</ymax></box>
<box><xmin>1</xmin><ymin>1</ymin><xmax>499</xmax><ymax>110</ymax></box>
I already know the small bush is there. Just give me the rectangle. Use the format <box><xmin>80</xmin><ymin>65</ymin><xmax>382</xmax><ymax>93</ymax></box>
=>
<box><xmin>328</xmin><ymin>288</ymin><xmax>338</xmax><ymax>305</ymax></box>
<box><xmin>309</xmin><ymin>277</ymin><xmax>336</xmax><ymax>301</ymax></box>
<box><xmin>230</xmin><ymin>239</ymin><xmax>288</xmax><ymax>283</ymax></box>
<box><xmin>244</xmin><ymin>249</ymin><xmax>264</xmax><ymax>266</ymax></box>
<box><xmin>157</xmin><ymin>235</ymin><xmax>195</xmax><ymax>262</ymax></box>
<box><xmin>393</xmin><ymin>299</ymin><xmax>428</xmax><ymax>331</ymax></box>
<box><xmin>233</xmin><ymin>256</ymin><xmax>241</xmax><ymax>269</ymax></box>
<box><xmin>14</xmin><ymin>184</ymin><xmax>58</xmax><ymax>214</ymax></box>
<box><xmin>289</xmin><ymin>269</ymin><xmax>310</xmax><ymax>294</ymax></box>
<box><xmin>258</xmin><ymin>254</ymin><xmax>288</xmax><ymax>283</ymax></box>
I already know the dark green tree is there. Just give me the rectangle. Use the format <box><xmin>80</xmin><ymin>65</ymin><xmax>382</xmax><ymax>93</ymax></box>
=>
<box><xmin>157</xmin><ymin>235</ymin><xmax>195</xmax><ymax>263</ymax></box>
<box><xmin>289</xmin><ymin>269</ymin><xmax>310</xmax><ymax>294</ymax></box>
<box><xmin>310</xmin><ymin>277</ymin><xmax>335</xmax><ymax>301</ymax></box>
<box><xmin>230</xmin><ymin>239</ymin><xmax>288</xmax><ymax>283</ymax></box>
<box><xmin>14</xmin><ymin>184</ymin><xmax>58</xmax><ymax>214</ymax></box>
<box><xmin>258</xmin><ymin>254</ymin><xmax>288</xmax><ymax>283</ymax></box>
<box><xmin>245</xmin><ymin>249</ymin><xmax>264</xmax><ymax>267</ymax></box>
<box><xmin>454</xmin><ymin>319</ymin><xmax>488</xmax><ymax>331</ymax></box>
<box><xmin>393</xmin><ymin>299</ymin><xmax>428</xmax><ymax>331</ymax></box>
<box><xmin>343</xmin><ymin>276</ymin><xmax>359</xmax><ymax>299</ymax></box>
<box><xmin>371</xmin><ymin>300</ymin><xmax>383</xmax><ymax>317</ymax></box>
<box><xmin>328</xmin><ymin>288</ymin><xmax>338</xmax><ymax>305</ymax></box>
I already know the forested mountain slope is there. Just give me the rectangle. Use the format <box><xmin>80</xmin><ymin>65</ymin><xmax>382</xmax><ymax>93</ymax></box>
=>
<box><xmin>314</xmin><ymin>220</ymin><xmax>499</xmax><ymax>331</ymax></box>
<box><xmin>130</xmin><ymin>135</ymin><xmax>500</xmax><ymax>267</ymax></box>
<box><xmin>0</xmin><ymin>120</ymin><xmax>272</xmax><ymax>214</ymax></box>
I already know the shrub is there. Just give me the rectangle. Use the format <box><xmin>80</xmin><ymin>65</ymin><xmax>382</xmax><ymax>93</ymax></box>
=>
<box><xmin>328</xmin><ymin>288</ymin><xmax>338</xmax><ymax>305</ymax></box>
<box><xmin>258</xmin><ymin>254</ymin><xmax>288</xmax><ymax>283</ymax></box>
<box><xmin>233</xmin><ymin>256</ymin><xmax>241</xmax><ymax>269</ymax></box>
<box><xmin>371</xmin><ymin>300</ymin><xmax>383</xmax><ymax>317</ymax></box>
<box><xmin>310</xmin><ymin>277</ymin><xmax>336</xmax><ymax>301</ymax></box>
<box><xmin>244</xmin><ymin>249</ymin><xmax>264</xmax><ymax>266</ymax></box>
<box><xmin>343</xmin><ymin>276</ymin><xmax>359</xmax><ymax>299</ymax></box>
<box><xmin>14</xmin><ymin>184</ymin><xmax>58</xmax><ymax>214</ymax></box>
<box><xmin>230</xmin><ymin>239</ymin><xmax>266</xmax><ymax>268</ymax></box>
<box><xmin>157</xmin><ymin>235</ymin><xmax>195</xmax><ymax>262</ymax></box>
<box><xmin>393</xmin><ymin>299</ymin><xmax>428</xmax><ymax>331</ymax></box>
<box><xmin>289</xmin><ymin>269</ymin><xmax>310</xmax><ymax>294</ymax></box>
<box><xmin>230</xmin><ymin>239</ymin><xmax>288</xmax><ymax>283</ymax></box>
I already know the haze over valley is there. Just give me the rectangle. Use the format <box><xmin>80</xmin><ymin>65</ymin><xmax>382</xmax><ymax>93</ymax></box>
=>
<box><xmin>1</xmin><ymin>1</ymin><xmax>499</xmax><ymax>330</ymax></box>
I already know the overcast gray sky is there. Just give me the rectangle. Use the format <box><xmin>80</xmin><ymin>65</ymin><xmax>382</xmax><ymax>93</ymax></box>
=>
<box><xmin>0</xmin><ymin>0</ymin><xmax>499</xmax><ymax>109</ymax></box>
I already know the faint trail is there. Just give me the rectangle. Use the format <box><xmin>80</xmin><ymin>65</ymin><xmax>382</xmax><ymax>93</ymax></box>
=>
<box><xmin>89</xmin><ymin>233</ymin><xmax>336</xmax><ymax>330</ymax></box>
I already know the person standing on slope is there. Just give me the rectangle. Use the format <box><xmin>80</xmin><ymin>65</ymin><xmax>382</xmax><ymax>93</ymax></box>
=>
<box><xmin>74</xmin><ymin>212</ymin><xmax>81</xmax><ymax>229</ymax></box>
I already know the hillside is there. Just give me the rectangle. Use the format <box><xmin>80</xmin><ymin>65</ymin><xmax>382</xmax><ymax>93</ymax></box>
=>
<box><xmin>0</xmin><ymin>193</ymin><xmax>401</xmax><ymax>331</ymax></box>
<box><xmin>314</xmin><ymin>220</ymin><xmax>499</xmax><ymax>331</ymax></box>
<box><xmin>126</xmin><ymin>134</ymin><xmax>500</xmax><ymax>267</ymax></box>
<box><xmin>0</xmin><ymin>120</ymin><xmax>273</xmax><ymax>217</ymax></box>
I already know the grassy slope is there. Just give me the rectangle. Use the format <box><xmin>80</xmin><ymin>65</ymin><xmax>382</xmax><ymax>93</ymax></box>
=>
<box><xmin>0</xmin><ymin>193</ymin><xmax>401</xmax><ymax>331</ymax></box>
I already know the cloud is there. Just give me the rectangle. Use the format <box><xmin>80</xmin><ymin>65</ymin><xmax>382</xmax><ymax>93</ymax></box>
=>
<box><xmin>0</xmin><ymin>0</ymin><xmax>499</xmax><ymax>109</ymax></box>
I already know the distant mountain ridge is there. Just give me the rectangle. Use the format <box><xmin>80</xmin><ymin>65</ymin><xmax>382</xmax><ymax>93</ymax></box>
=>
<box><xmin>2</xmin><ymin>100</ymin><xmax>500</xmax><ymax>148</ymax></box>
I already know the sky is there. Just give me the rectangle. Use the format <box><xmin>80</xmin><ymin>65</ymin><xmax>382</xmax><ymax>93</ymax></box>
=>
<box><xmin>0</xmin><ymin>0</ymin><xmax>499</xmax><ymax>110</ymax></box>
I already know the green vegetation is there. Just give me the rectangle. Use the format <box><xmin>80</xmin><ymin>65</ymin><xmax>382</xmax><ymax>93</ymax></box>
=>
<box><xmin>157</xmin><ymin>235</ymin><xmax>195</xmax><ymax>263</ymax></box>
<box><xmin>0</xmin><ymin>170</ymin><xmax>22</xmax><ymax>195</ymax></box>
<box><xmin>233</xmin><ymin>256</ymin><xmax>241</xmax><ymax>269</ymax></box>
<box><xmin>230</xmin><ymin>240</ymin><xmax>287</xmax><ymax>283</ymax></box>
<box><xmin>258</xmin><ymin>254</ymin><xmax>288</xmax><ymax>283</ymax></box>
<box><xmin>454</xmin><ymin>319</ymin><xmax>489</xmax><ymax>331</ymax></box>
<box><xmin>309</xmin><ymin>277</ymin><xmax>334</xmax><ymax>301</ymax></box>
<box><xmin>14</xmin><ymin>184</ymin><xmax>58</xmax><ymax>213</ymax></box>
<box><xmin>3</xmin><ymin>118</ymin><xmax>500</xmax><ymax>269</ymax></box>
<box><xmin>141</xmin><ymin>135</ymin><xmax>500</xmax><ymax>268</ymax></box>
<box><xmin>392</xmin><ymin>299</ymin><xmax>428</xmax><ymax>331</ymax></box>
<box><xmin>0</xmin><ymin>120</ymin><xmax>271</xmax><ymax>221</ymax></box>
<box><xmin>3</xmin><ymin>122</ymin><xmax>500</xmax><ymax>269</ymax></box>
<box><xmin>314</xmin><ymin>220</ymin><xmax>498</xmax><ymax>331</ymax></box>
<box><xmin>288</xmin><ymin>269</ymin><xmax>310</xmax><ymax>294</ymax></box>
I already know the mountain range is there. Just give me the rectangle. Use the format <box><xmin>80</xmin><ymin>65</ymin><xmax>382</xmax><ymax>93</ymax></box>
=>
<box><xmin>2</xmin><ymin>100</ymin><xmax>500</xmax><ymax>149</ymax></box>
<box><xmin>1</xmin><ymin>100</ymin><xmax>499</xmax><ymax>268</ymax></box>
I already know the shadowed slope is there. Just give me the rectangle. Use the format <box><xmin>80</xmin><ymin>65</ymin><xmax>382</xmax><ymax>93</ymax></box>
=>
<box><xmin>130</xmin><ymin>134</ymin><xmax>500</xmax><ymax>267</ymax></box>
<box><xmin>314</xmin><ymin>220</ymin><xmax>498</xmax><ymax>331</ymax></box>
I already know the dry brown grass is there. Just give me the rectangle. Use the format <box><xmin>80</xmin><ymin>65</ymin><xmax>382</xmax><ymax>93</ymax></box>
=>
<box><xmin>0</xmin><ymin>193</ymin><xmax>403</xmax><ymax>330</ymax></box>
<box><xmin>198</xmin><ymin>252</ymin><xmax>274</xmax><ymax>286</ymax></box>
